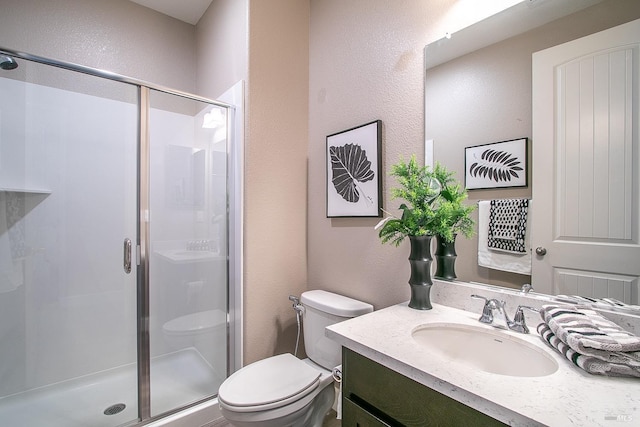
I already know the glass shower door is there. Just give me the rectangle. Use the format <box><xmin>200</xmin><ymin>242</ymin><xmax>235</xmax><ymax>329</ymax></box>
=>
<box><xmin>147</xmin><ymin>89</ymin><xmax>228</xmax><ymax>416</ymax></box>
<box><xmin>0</xmin><ymin>59</ymin><xmax>139</xmax><ymax>426</ymax></box>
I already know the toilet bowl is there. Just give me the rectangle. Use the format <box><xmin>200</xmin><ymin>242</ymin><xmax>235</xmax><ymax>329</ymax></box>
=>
<box><xmin>218</xmin><ymin>290</ymin><xmax>373</xmax><ymax>427</ymax></box>
<box><xmin>162</xmin><ymin>309</ymin><xmax>226</xmax><ymax>367</ymax></box>
<box><xmin>219</xmin><ymin>354</ymin><xmax>335</xmax><ymax>427</ymax></box>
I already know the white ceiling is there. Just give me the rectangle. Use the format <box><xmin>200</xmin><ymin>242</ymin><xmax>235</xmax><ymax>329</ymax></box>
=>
<box><xmin>129</xmin><ymin>0</ymin><xmax>214</xmax><ymax>25</ymax></box>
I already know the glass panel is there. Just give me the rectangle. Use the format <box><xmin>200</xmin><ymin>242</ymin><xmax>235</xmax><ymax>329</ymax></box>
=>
<box><xmin>0</xmin><ymin>57</ymin><xmax>139</xmax><ymax>426</ymax></box>
<box><xmin>148</xmin><ymin>89</ymin><xmax>228</xmax><ymax>416</ymax></box>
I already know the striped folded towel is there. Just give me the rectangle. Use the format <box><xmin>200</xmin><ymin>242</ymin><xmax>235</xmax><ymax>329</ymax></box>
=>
<box><xmin>537</xmin><ymin>323</ymin><xmax>640</xmax><ymax>378</ymax></box>
<box><xmin>540</xmin><ymin>305</ymin><xmax>640</xmax><ymax>366</ymax></box>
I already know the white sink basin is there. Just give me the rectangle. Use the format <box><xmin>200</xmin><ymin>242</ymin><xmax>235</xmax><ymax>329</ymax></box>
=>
<box><xmin>411</xmin><ymin>322</ymin><xmax>558</xmax><ymax>377</ymax></box>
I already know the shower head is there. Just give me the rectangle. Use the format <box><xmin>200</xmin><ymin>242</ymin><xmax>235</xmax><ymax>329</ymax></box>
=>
<box><xmin>0</xmin><ymin>55</ymin><xmax>18</xmax><ymax>70</ymax></box>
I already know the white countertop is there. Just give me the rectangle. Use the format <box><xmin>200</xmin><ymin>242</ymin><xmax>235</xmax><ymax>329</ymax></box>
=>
<box><xmin>326</xmin><ymin>301</ymin><xmax>640</xmax><ymax>426</ymax></box>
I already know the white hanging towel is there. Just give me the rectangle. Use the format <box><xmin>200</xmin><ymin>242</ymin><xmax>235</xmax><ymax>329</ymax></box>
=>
<box><xmin>478</xmin><ymin>200</ymin><xmax>532</xmax><ymax>275</ymax></box>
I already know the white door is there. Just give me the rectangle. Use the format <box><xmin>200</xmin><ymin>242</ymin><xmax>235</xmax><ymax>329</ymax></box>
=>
<box><xmin>532</xmin><ymin>19</ymin><xmax>640</xmax><ymax>303</ymax></box>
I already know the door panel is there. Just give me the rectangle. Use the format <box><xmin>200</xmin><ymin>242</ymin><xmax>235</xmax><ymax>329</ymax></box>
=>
<box><xmin>147</xmin><ymin>89</ymin><xmax>228</xmax><ymax>417</ymax></box>
<box><xmin>532</xmin><ymin>19</ymin><xmax>640</xmax><ymax>302</ymax></box>
<box><xmin>0</xmin><ymin>59</ymin><xmax>139</xmax><ymax>426</ymax></box>
<box><xmin>553</xmin><ymin>269</ymin><xmax>637</xmax><ymax>304</ymax></box>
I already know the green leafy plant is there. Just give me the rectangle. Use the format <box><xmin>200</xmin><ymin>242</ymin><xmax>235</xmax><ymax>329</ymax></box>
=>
<box><xmin>376</xmin><ymin>155</ymin><xmax>440</xmax><ymax>246</ymax></box>
<box><xmin>431</xmin><ymin>163</ymin><xmax>475</xmax><ymax>243</ymax></box>
<box><xmin>376</xmin><ymin>156</ymin><xmax>475</xmax><ymax>245</ymax></box>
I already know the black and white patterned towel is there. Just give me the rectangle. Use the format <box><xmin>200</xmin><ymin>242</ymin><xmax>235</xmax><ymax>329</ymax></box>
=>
<box><xmin>488</xmin><ymin>198</ymin><xmax>528</xmax><ymax>253</ymax></box>
<box><xmin>538</xmin><ymin>323</ymin><xmax>640</xmax><ymax>378</ymax></box>
<box><xmin>540</xmin><ymin>304</ymin><xmax>640</xmax><ymax>366</ymax></box>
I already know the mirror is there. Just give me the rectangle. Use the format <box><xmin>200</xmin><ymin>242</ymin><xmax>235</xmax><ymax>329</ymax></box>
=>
<box><xmin>424</xmin><ymin>0</ymin><xmax>640</xmax><ymax>307</ymax></box>
<box><xmin>165</xmin><ymin>145</ymin><xmax>206</xmax><ymax>208</ymax></box>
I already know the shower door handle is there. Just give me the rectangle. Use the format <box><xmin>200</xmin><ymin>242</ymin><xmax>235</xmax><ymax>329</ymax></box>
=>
<box><xmin>124</xmin><ymin>238</ymin><xmax>132</xmax><ymax>274</ymax></box>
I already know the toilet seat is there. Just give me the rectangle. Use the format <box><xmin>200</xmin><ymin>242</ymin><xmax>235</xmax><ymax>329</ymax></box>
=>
<box><xmin>218</xmin><ymin>354</ymin><xmax>321</xmax><ymax>412</ymax></box>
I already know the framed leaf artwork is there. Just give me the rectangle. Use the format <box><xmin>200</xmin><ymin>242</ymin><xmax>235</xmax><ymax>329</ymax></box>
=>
<box><xmin>464</xmin><ymin>138</ymin><xmax>528</xmax><ymax>190</ymax></box>
<box><xmin>326</xmin><ymin>120</ymin><xmax>382</xmax><ymax>217</ymax></box>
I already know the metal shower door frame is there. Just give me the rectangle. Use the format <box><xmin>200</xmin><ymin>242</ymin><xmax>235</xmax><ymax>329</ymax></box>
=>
<box><xmin>0</xmin><ymin>46</ymin><xmax>237</xmax><ymax>425</ymax></box>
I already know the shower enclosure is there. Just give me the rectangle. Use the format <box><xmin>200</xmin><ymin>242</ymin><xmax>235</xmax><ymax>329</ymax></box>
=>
<box><xmin>0</xmin><ymin>49</ymin><xmax>239</xmax><ymax>426</ymax></box>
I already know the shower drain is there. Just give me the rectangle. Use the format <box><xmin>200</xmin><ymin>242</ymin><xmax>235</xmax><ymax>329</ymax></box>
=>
<box><xmin>104</xmin><ymin>403</ymin><xmax>126</xmax><ymax>416</ymax></box>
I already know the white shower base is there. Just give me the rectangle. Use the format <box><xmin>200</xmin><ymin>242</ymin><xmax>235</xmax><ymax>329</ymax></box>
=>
<box><xmin>0</xmin><ymin>348</ymin><xmax>224</xmax><ymax>427</ymax></box>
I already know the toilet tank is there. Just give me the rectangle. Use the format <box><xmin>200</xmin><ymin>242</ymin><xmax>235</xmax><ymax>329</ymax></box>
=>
<box><xmin>300</xmin><ymin>290</ymin><xmax>373</xmax><ymax>369</ymax></box>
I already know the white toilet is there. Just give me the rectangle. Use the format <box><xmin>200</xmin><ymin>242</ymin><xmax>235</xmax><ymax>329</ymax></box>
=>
<box><xmin>218</xmin><ymin>290</ymin><xmax>373</xmax><ymax>427</ymax></box>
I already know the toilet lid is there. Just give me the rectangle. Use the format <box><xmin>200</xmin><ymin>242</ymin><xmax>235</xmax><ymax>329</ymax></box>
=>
<box><xmin>218</xmin><ymin>353</ymin><xmax>320</xmax><ymax>411</ymax></box>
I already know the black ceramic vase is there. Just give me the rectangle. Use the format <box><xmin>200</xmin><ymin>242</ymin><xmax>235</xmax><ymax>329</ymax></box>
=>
<box><xmin>434</xmin><ymin>234</ymin><xmax>457</xmax><ymax>281</ymax></box>
<box><xmin>407</xmin><ymin>235</ymin><xmax>433</xmax><ymax>310</ymax></box>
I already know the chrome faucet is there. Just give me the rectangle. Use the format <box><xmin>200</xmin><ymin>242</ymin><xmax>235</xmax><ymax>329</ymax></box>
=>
<box><xmin>510</xmin><ymin>305</ymin><xmax>540</xmax><ymax>334</ymax></box>
<box><xmin>470</xmin><ymin>295</ymin><xmax>538</xmax><ymax>334</ymax></box>
<box><xmin>471</xmin><ymin>295</ymin><xmax>510</xmax><ymax>329</ymax></box>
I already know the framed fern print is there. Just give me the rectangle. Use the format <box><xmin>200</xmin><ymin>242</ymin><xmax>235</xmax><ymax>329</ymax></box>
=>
<box><xmin>326</xmin><ymin>120</ymin><xmax>382</xmax><ymax>217</ymax></box>
<box><xmin>464</xmin><ymin>138</ymin><xmax>528</xmax><ymax>190</ymax></box>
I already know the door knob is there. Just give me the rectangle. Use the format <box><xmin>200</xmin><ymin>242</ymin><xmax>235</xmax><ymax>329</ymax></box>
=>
<box><xmin>535</xmin><ymin>247</ymin><xmax>547</xmax><ymax>256</ymax></box>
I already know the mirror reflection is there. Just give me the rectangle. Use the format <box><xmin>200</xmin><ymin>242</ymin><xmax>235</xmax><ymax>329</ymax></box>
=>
<box><xmin>424</xmin><ymin>0</ymin><xmax>640</xmax><ymax>306</ymax></box>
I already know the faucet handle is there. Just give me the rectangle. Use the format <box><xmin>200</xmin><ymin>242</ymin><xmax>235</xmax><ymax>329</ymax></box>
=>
<box><xmin>510</xmin><ymin>305</ymin><xmax>539</xmax><ymax>334</ymax></box>
<box><xmin>470</xmin><ymin>294</ymin><xmax>493</xmax><ymax>324</ymax></box>
<box><xmin>514</xmin><ymin>305</ymin><xmax>539</xmax><ymax>316</ymax></box>
<box><xmin>470</xmin><ymin>294</ymin><xmax>488</xmax><ymax>303</ymax></box>
<box><xmin>471</xmin><ymin>294</ymin><xmax>506</xmax><ymax>309</ymax></box>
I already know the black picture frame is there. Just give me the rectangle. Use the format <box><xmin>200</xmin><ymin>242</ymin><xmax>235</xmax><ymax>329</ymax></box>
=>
<box><xmin>326</xmin><ymin>120</ymin><xmax>382</xmax><ymax>218</ymax></box>
<box><xmin>464</xmin><ymin>137</ymin><xmax>528</xmax><ymax>190</ymax></box>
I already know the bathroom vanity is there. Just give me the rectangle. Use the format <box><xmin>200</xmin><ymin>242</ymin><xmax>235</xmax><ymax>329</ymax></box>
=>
<box><xmin>342</xmin><ymin>348</ymin><xmax>505</xmax><ymax>426</ymax></box>
<box><xmin>327</xmin><ymin>280</ymin><xmax>640</xmax><ymax>426</ymax></box>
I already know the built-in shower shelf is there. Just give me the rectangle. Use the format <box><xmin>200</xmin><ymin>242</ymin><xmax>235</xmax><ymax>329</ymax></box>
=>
<box><xmin>155</xmin><ymin>249</ymin><xmax>222</xmax><ymax>264</ymax></box>
<box><xmin>0</xmin><ymin>187</ymin><xmax>51</xmax><ymax>194</ymax></box>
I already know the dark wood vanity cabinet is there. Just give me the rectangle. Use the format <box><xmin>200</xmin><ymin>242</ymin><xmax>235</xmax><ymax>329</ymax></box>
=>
<box><xmin>342</xmin><ymin>348</ymin><xmax>507</xmax><ymax>427</ymax></box>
